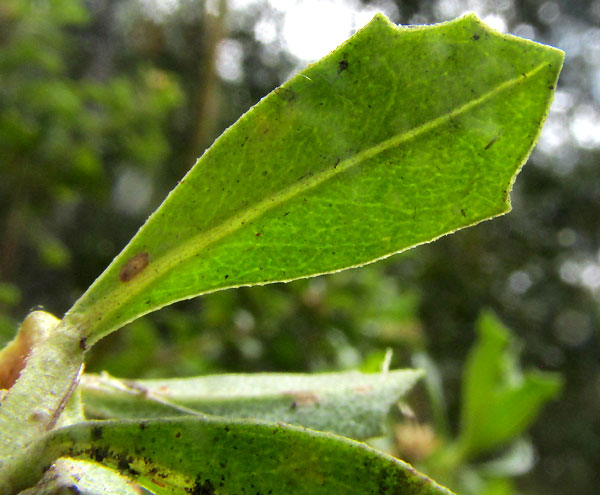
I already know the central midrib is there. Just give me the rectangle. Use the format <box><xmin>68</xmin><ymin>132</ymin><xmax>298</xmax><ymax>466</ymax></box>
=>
<box><xmin>75</xmin><ymin>62</ymin><xmax>547</xmax><ymax>341</ymax></box>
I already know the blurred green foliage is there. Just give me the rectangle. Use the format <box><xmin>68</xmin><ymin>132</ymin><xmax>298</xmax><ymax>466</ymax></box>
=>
<box><xmin>0</xmin><ymin>0</ymin><xmax>182</xmax><ymax>339</ymax></box>
<box><xmin>1</xmin><ymin>1</ymin><xmax>599</xmax><ymax>494</ymax></box>
<box><xmin>404</xmin><ymin>312</ymin><xmax>562</xmax><ymax>494</ymax></box>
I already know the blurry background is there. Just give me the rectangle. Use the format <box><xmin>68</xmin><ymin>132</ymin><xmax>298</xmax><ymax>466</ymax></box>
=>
<box><xmin>0</xmin><ymin>0</ymin><xmax>599</xmax><ymax>494</ymax></box>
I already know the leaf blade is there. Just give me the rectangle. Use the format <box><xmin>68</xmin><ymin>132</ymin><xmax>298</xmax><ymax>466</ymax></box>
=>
<box><xmin>8</xmin><ymin>417</ymin><xmax>456</xmax><ymax>495</ymax></box>
<box><xmin>63</xmin><ymin>13</ymin><xmax>564</xmax><ymax>343</ymax></box>
<box><xmin>81</xmin><ymin>369</ymin><xmax>422</xmax><ymax>439</ymax></box>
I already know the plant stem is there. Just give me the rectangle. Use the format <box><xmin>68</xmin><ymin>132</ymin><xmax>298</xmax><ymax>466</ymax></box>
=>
<box><xmin>0</xmin><ymin>312</ymin><xmax>84</xmax><ymax>488</ymax></box>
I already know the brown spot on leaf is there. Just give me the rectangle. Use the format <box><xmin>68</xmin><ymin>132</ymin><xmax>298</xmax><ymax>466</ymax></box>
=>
<box><xmin>28</xmin><ymin>410</ymin><xmax>47</xmax><ymax>423</ymax></box>
<box><xmin>285</xmin><ymin>390</ymin><xmax>320</xmax><ymax>409</ymax></box>
<box><xmin>119</xmin><ymin>252</ymin><xmax>149</xmax><ymax>282</ymax></box>
<box><xmin>152</xmin><ymin>478</ymin><xmax>167</xmax><ymax>488</ymax></box>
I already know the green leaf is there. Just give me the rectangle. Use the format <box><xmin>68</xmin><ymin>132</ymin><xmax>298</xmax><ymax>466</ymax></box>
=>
<box><xmin>5</xmin><ymin>417</ymin><xmax>455</xmax><ymax>495</ymax></box>
<box><xmin>60</xmin><ymin>13</ymin><xmax>563</xmax><ymax>345</ymax></box>
<box><xmin>457</xmin><ymin>311</ymin><xmax>562</xmax><ymax>459</ymax></box>
<box><xmin>459</xmin><ymin>311</ymin><xmax>510</xmax><ymax>443</ymax></box>
<box><xmin>80</xmin><ymin>369</ymin><xmax>422</xmax><ymax>439</ymax></box>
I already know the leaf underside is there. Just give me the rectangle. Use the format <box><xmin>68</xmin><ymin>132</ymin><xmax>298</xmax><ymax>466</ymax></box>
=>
<box><xmin>81</xmin><ymin>369</ymin><xmax>423</xmax><ymax>439</ymax></box>
<box><xmin>61</xmin><ymin>13</ymin><xmax>563</xmax><ymax>343</ymax></box>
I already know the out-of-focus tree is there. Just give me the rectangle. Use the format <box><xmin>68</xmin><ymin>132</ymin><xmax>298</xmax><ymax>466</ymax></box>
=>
<box><xmin>0</xmin><ymin>0</ymin><xmax>182</xmax><ymax>337</ymax></box>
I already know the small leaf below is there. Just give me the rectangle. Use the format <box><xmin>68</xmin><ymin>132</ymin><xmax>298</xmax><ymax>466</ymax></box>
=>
<box><xmin>81</xmin><ymin>369</ymin><xmax>423</xmax><ymax>439</ymax></box>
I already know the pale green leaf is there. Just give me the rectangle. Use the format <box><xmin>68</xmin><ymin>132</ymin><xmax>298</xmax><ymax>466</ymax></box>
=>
<box><xmin>81</xmin><ymin>369</ymin><xmax>422</xmax><ymax>439</ymax></box>
<box><xmin>6</xmin><ymin>418</ymin><xmax>455</xmax><ymax>495</ymax></box>
<box><xmin>60</xmin><ymin>13</ymin><xmax>563</xmax><ymax>345</ymax></box>
<box><xmin>17</xmin><ymin>459</ymin><xmax>140</xmax><ymax>495</ymax></box>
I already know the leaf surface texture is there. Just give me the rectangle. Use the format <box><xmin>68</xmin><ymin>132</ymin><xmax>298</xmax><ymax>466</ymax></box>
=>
<box><xmin>63</xmin><ymin>14</ymin><xmax>563</xmax><ymax>344</ymax></box>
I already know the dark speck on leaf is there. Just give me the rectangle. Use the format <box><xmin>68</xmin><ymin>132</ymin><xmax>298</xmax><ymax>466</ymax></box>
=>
<box><xmin>338</xmin><ymin>59</ymin><xmax>349</xmax><ymax>73</ymax></box>
<box><xmin>224</xmin><ymin>275</ymin><xmax>229</xmax><ymax>279</ymax></box>
<box><xmin>461</xmin><ymin>209</ymin><xmax>466</xmax><ymax>217</ymax></box>
<box><xmin>256</xmin><ymin>232</ymin><xmax>261</xmax><ymax>237</ymax></box>
<box><xmin>274</xmin><ymin>87</ymin><xmax>296</xmax><ymax>102</ymax></box>
<box><xmin>484</xmin><ymin>136</ymin><xmax>498</xmax><ymax>150</ymax></box>
<box><xmin>91</xmin><ymin>426</ymin><xmax>103</xmax><ymax>440</ymax></box>
<box><xmin>190</xmin><ymin>477</ymin><xmax>215</xmax><ymax>495</ymax></box>
<box><xmin>117</xmin><ymin>454</ymin><xmax>132</xmax><ymax>473</ymax></box>
<box><xmin>91</xmin><ymin>445</ymin><xmax>109</xmax><ymax>463</ymax></box>
<box><xmin>79</xmin><ymin>337</ymin><xmax>87</xmax><ymax>351</ymax></box>
<box><xmin>334</xmin><ymin>158</ymin><xmax>340</xmax><ymax>168</ymax></box>
<box><xmin>473</xmin><ymin>34</ymin><xmax>480</xmax><ymax>40</ymax></box>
